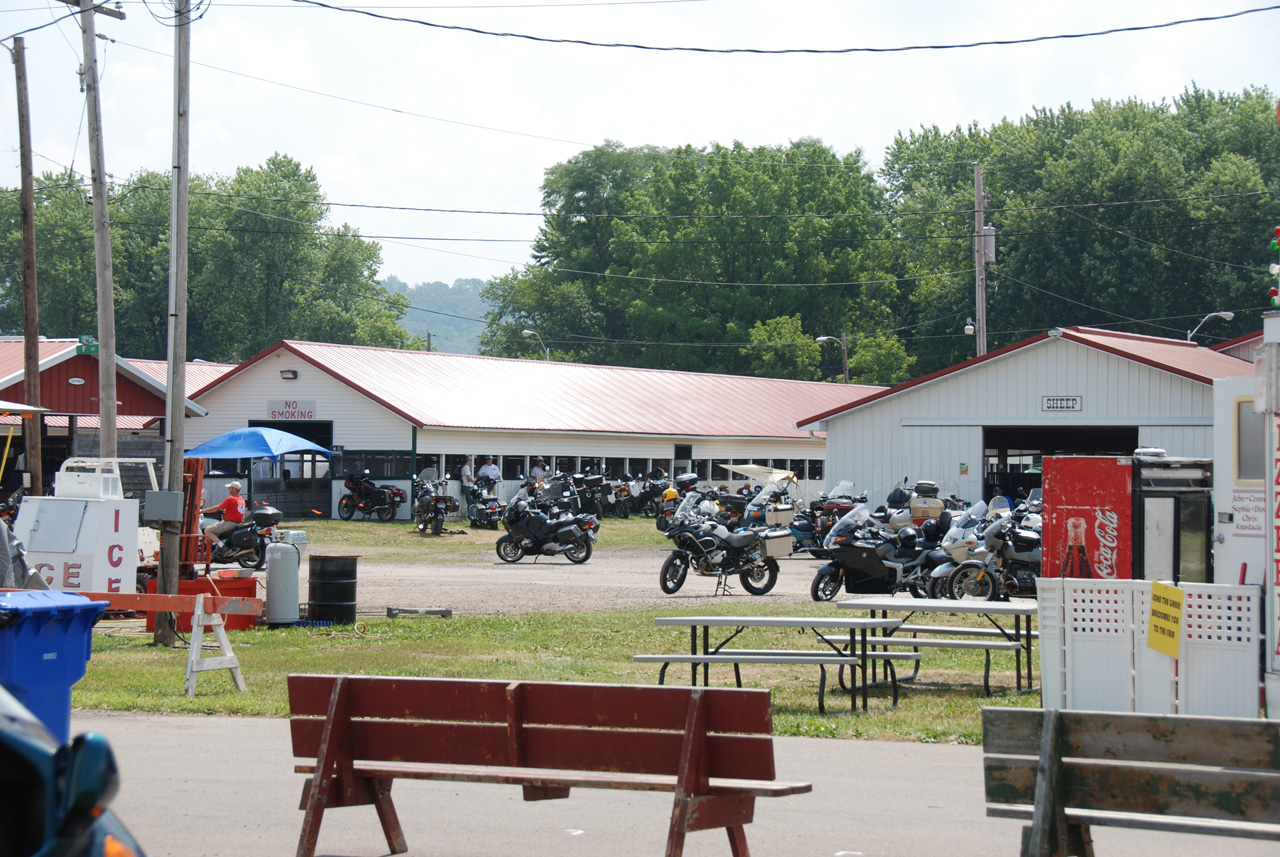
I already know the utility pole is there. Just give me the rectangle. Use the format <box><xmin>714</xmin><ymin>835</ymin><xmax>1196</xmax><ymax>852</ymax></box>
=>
<box><xmin>973</xmin><ymin>163</ymin><xmax>988</xmax><ymax>357</ymax></box>
<box><xmin>73</xmin><ymin>0</ymin><xmax>124</xmax><ymax>457</ymax></box>
<box><xmin>157</xmin><ymin>0</ymin><xmax>192</xmax><ymax>648</ymax></box>
<box><xmin>7</xmin><ymin>37</ymin><xmax>43</xmax><ymax>495</ymax></box>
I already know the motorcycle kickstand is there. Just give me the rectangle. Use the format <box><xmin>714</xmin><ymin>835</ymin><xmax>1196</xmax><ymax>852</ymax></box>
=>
<box><xmin>715</xmin><ymin>576</ymin><xmax>734</xmax><ymax>597</ymax></box>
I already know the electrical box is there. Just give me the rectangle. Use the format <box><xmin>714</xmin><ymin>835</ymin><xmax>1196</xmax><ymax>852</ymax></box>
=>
<box><xmin>143</xmin><ymin>490</ymin><xmax>185</xmax><ymax>523</ymax></box>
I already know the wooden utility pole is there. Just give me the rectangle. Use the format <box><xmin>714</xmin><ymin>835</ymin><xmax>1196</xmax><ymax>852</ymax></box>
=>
<box><xmin>973</xmin><ymin>163</ymin><xmax>988</xmax><ymax>357</ymax></box>
<box><xmin>75</xmin><ymin>0</ymin><xmax>122</xmax><ymax>457</ymax></box>
<box><xmin>157</xmin><ymin>0</ymin><xmax>193</xmax><ymax>647</ymax></box>
<box><xmin>8</xmin><ymin>37</ymin><xmax>43</xmax><ymax>495</ymax></box>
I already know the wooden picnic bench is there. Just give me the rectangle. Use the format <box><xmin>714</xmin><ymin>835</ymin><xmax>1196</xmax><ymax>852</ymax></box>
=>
<box><xmin>982</xmin><ymin>707</ymin><xmax>1280</xmax><ymax>856</ymax></box>
<box><xmin>287</xmin><ymin>674</ymin><xmax>812</xmax><ymax>857</ymax></box>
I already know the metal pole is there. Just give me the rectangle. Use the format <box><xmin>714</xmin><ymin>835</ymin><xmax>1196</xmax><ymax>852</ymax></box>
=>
<box><xmin>973</xmin><ymin>163</ymin><xmax>988</xmax><ymax>357</ymax></box>
<box><xmin>840</xmin><ymin>331</ymin><xmax>849</xmax><ymax>384</ymax></box>
<box><xmin>1264</xmin><ymin>311</ymin><xmax>1280</xmax><ymax>718</ymax></box>
<box><xmin>157</xmin><ymin>0</ymin><xmax>192</xmax><ymax>647</ymax></box>
<box><xmin>79</xmin><ymin>0</ymin><xmax>118</xmax><ymax>457</ymax></box>
<box><xmin>9</xmin><ymin>37</ymin><xmax>43</xmax><ymax>495</ymax></box>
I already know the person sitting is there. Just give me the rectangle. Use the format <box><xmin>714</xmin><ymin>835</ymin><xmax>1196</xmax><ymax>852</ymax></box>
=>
<box><xmin>202</xmin><ymin>481</ymin><xmax>246</xmax><ymax>553</ymax></box>
<box><xmin>738</xmin><ymin>482</ymin><xmax>754</xmax><ymax>497</ymax></box>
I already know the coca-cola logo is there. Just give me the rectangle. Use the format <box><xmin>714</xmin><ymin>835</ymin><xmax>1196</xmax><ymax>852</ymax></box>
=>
<box><xmin>1093</xmin><ymin>508</ymin><xmax>1119</xmax><ymax>578</ymax></box>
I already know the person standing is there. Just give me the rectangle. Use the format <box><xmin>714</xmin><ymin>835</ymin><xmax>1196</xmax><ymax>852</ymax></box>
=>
<box><xmin>478</xmin><ymin>455</ymin><xmax>501</xmax><ymax>481</ymax></box>
<box><xmin>460</xmin><ymin>456</ymin><xmax>476</xmax><ymax>501</ymax></box>
<box><xmin>202</xmin><ymin>481</ymin><xmax>246</xmax><ymax>551</ymax></box>
<box><xmin>529</xmin><ymin>457</ymin><xmax>549</xmax><ymax>482</ymax></box>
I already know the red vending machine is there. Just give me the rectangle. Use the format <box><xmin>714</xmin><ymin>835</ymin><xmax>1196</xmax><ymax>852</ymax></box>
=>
<box><xmin>1042</xmin><ymin>456</ymin><xmax>1134</xmax><ymax>580</ymax></box>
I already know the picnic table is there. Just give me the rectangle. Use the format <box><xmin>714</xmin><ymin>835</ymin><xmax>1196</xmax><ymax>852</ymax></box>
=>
<box><xmin>838</xmin><ymin>596</ymin><xmax>1038</xmax><ymax>694</ymax></box>
<box><xmin>635</xmin><ymin>615</ymin><xmax>908</xmax><ymax>713</ymax></box>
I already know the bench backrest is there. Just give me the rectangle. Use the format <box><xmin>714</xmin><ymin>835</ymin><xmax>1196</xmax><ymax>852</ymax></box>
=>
<box><xmin>289</xmin><ymin>674</ymin><xmax>778</xmax><ymax>782</ymax></box>
<box><xmin>983</xmin><ymin>707</ymin><xmax>1280</xmax><ymax>824</ymax></box>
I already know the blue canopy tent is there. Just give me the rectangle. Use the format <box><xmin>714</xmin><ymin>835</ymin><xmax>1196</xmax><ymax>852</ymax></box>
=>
<box><xmin>185</xmin><ymin>428</ymin><xmax>331</xmax><ymax>511</ymax></box>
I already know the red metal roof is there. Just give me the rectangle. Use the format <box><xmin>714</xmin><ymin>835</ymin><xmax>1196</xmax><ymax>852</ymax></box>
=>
<box><xmin>128</xmin><ymin>359</ymin><xmax>237</xmax><ymax>397</ymax></box>
<box><xmin>798</xmin><ymin>326</ymin><xmax>1254</xmax><ymax>427</ymax></box>
<box><xmin>0</xmin><ymin>339</ymin><xmax>77</xmax><ymax>384</ymax></box>
<box><xmin>1210</xmin><ymin>330</ymin><xmax>1262</xmax><ymax>352</ymax></box>
<box><xmin>197</xmin><ymin>341</ymin><xmax>883</xmax><ymax>439</ymax></box>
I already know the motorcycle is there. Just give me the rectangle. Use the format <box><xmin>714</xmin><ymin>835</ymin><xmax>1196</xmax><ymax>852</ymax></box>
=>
<box><xmin>413</xmin><ymin>476</ymin><xmax>460</xmax><ymax>536</ymax></box>
<box><xmin>338</xmin><ymin>470</ymin><xmax>407</xmax><ymax>522</ymax></box>
<box><xmin>924</xmin><ymin>500</ymin><xmax>991</xmax><ymax>598</ymax></box>
<box><xmin>578</xmin><ymin>473</ymin><xmax>615</xmax><ymax>519</ymax></box>
<box><xmin>658</xmin><ymin>492</ymin><xmax>789</xmax><ymax>596</ymax></box>
<box><xmin>809</xmin><ymin>504</ymin><xmax>949</xmax><ymax>602</ymax></box>
<box><xmin>947</xmin><ymin>506</ymin><xmax>1043</xmax><ymax>601</ymax></box>
<box><xmin>606</xmin><ymin>476</ymin><xmax>632</xmax><ymax>518</ymax></box>
<box><xmin>201</xmin><ymin>505</ymin><xmax>282</xmax><ymax>569</ymax></box>
<box><xmin>630</xmin><ymin>469</ymin><xmax>669</xmax><ymax>517</ymax></box>
<box><xmin>465</xmin><ymin>475</ymin><xmax>504</xmax><ymax>529</ymax></box>
<box><xmin>496</xmin><ymin>488</ymin><xmax>598</xmax><ymax>563</ymax></box>
<box><xmin>0</xmin><ymin>486</ymin><xmax>25</xmax><ymax>528</ymax></box>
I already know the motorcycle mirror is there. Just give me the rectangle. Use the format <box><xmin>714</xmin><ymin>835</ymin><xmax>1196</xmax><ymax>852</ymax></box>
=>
<box><xmin>363</xmin><ymin>468</ymin><xmax>370</xmax><ymax>476</ymax></box>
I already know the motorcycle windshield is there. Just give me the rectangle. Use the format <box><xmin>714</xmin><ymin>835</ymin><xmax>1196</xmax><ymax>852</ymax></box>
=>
<box><xmin>956</xmin><ymin>500</ymin><xmax>988</xmax><ymax>529</ymax></box>
<box><xmin>671</xmin><ymin>492</ymin><xmax>703</xmax><ymax>525</ymax></box>
<box><xmin>823</xmin><ymin>504</ymin><xmax>871</xmax><ymax>549</ymax></box>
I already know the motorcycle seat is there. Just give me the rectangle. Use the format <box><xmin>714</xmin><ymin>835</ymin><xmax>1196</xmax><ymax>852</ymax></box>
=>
<box><xmin>723</xmin><ymin>530</ymin><xmax>757</xmax><ymax>549</ymax></box>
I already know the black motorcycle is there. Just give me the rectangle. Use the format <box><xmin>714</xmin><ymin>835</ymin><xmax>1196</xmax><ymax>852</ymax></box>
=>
<box><xmin>496</xmin><ymin>489</ymin><xmax>597</xmax><ymax>563</ymax></box>
<box><xmin>630</xmin><ymin>469</ymin><xmax>669</xmax><ymax>518</ymax></box>
<box><xmin>465</xmin><ymin>475</ymin><xmax>504</xmax><ymax>529</ymax></box>
<box><xmin>809</xmin><ymin>505</ymin><xmax>950</xmax><ymax>602</ymax></box>
<box><xmin>659</xmin><ymin>493</ymin><xmax>786</xmax><ymax>596</ymax></box>
<box><xmin>204</xmin><ymin>505</ymin><xmax>282</xmax><ymax>569</ymax></box>
<box><xmin>413</xmin><ymin>477</ymin><xmax>460</xmax><ymax>536</ymax></box>
<box><xmin>338</xmin><ymin>470</ymin><xmax>406</xmax><ymax>522</ymax></box>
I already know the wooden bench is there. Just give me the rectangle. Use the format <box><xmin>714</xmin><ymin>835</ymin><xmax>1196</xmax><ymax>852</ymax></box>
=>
<box><xmin>633</xmin><ymin>650</ymin><xmax>920</xmax><ymax>713</ymax></box>
<box><xmin>288</xmin><ymin>674</ymin><xmax>812</xmax><ymax>857</ymax></box>
<box><xmin>982</xmin><ymin>707</ymin><xmax>1280</xmax><ymax>856</ymax></box>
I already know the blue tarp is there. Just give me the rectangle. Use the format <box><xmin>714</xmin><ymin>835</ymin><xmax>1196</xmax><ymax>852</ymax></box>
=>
<box><xmin>184</xmin><ymin>427</ymin><xmax>330</xmax><ymax>461</ymax></box>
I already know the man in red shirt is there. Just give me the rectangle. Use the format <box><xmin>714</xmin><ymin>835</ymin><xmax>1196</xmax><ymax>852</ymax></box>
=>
<box><xmin>202</xmin><ymin>481</ymin><xmax>247</xmax><ymax>551</ymax></box>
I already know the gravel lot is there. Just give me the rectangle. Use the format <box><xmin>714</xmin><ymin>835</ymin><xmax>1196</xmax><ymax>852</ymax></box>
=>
<box><xmin>291</xmin><ymin>545</ymin><xmax>831</xmax><ymax>618</ymax></box>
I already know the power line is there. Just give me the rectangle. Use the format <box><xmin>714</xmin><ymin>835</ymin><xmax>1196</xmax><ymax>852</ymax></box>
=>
<box><xmin>285</xmin><ymin>0</ymin><xmax>1280</xmax><ymax>55</ymax></box>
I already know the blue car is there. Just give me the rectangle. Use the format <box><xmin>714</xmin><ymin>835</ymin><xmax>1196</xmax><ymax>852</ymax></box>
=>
<box><xmin>0</xmin><ymin>685</ymin><xmax>147</xmax><ymax>857</ymax></box>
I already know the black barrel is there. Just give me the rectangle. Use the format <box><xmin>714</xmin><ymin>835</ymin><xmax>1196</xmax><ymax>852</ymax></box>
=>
<box><xmin>308</xmin><ymin>555</ymin><xmax>358</xmax><ymax>624</ymax></box>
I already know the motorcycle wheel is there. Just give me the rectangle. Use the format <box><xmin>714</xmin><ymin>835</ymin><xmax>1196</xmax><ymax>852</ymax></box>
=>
<box><xmin>338</xmin><ymin>495</ymin><xmax>357</xmax><ymax>521</ymax></box>
<box><xmin>926</xmin><ymin>575</ymin><xmax>950</xmax><ymax>600</ymax></box>
<box><xmin>431</xmin><ymin>515</ymin><xmax>443</xmax><ymax>537</ymax></box>
<box><xmin>565</xmin><ymin>537</ymin><xmax>593</xmax><ymax>564</ymax></box>
<box><xmin>615</xmin><ymin>501</ymin><xmax>630</xmax><ymax>520</ymax></box>
<box><xmin>660</xmin><ymin>553</ymin><xmax>688</xmax><ymax>594</ymax></box>
<box><xmin>238</xmin><ymin>544</ymin><xmax>265</xmax><ymax>570</ymax></box>
<box><xmin>949</xmin><ymin>564</ymin><xmax>998</xmax><ymax>601</ymax></box>
<box><xmin>740</xmin><ymin>558</ymin><xmax>779</xmax><ymax>596</ymax></box>
<box><xmin>810</xmin><ymin>571</ymin><xmax>843</xmax><ymax>602</ymax></box>
<box><xmin>907</xmin><ymin>583</ymin><xmax>926</xmax><ymax>599</ymax></box>
<box><xmin>416</xmin><ymin>517</ymin><xmax>428</xmax><ymax>534</ymax></box>
<box><xmin>377</xmin><ymin>505</ymin><xmax>396</xmax><ymax>522</ymax></box>
<box><xmin>591</xmin><ymin>499</ymin><xmax>604</xmax><ymax>520</ymax></box>
<box><xmin>643</xmin><ymin>498</ymin><xmax>661</xmax><ymax>518</ymax></box>
<box><xmin>495</xmin><ymin>535</ymin><xmax>524</xmax><ymax>563</ymax></box>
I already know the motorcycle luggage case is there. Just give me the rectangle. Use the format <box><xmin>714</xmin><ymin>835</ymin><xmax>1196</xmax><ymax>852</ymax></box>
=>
<box><xmin>761</xmin><ymin>530</ymin><xmax>792</xmax><ymax>557</ymax></box>
<box><xmin>251</xmin><ymin>506</ymin><xmax>283</xmax><ymax>526</ymax></box>
<box><xmin>584</xmin><ymin>474</ymin><xmax>604</xmax><ymax>489</ymax></box>
<box><xmin>228</xmin><ymin>527</ymin><xmax>258</xmax><ymax>549</ymax></box>
<box><xmin>556</xmin><ymin>524</ymin><xmax>583</xmax><ymax>544</ymax></box>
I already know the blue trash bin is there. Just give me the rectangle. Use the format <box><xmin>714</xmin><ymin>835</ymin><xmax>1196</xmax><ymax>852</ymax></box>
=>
<box><xmin>0</xmin><ymin>591</ymin><xmax>107</xmax><ymax>744</ymax></box>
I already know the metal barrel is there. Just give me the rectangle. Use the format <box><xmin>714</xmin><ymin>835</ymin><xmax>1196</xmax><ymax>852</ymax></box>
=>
<box><xmin>307</xmin><ymin>555</ymin><xmax>358</xmax><ymax>624</ymax></box>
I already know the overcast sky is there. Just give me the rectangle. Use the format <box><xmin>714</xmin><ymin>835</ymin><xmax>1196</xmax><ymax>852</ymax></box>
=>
<box><xmin>2</xmin><ymin>1</ymin><xmax>1276</xmax><ymax>296</ymax></box>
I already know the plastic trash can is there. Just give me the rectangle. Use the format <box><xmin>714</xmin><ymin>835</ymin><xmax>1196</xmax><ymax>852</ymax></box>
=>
<box><xmin>0</xmin><ymin>591</ymin><xmax>107</xmax><ymax>744</ymax></box>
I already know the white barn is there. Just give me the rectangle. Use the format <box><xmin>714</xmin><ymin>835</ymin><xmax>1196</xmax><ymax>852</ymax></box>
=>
<box><xmin>185</xmin><ymin>340</ymin><xmax>882</xmax><ymax>517</ymax></box>
<box><xmin>797</xmin><ymin>327</ymin><xmax>1253</xmax><ymax>506</ymax></box>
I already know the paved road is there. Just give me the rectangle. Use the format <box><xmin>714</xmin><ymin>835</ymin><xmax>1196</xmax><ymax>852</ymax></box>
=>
<box><xmin>77</xmin><ymin>710</ymin><xmax>1275</xmax><ymax>857</ymax></box>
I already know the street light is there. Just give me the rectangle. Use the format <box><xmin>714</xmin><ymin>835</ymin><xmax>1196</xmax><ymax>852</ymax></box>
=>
<box><xmin>521</xmin><ymin>328</ymin><xmax>550</xmax><ymax>361</ymax></box>
<box><xmin>815</xmin><ymin>332</ymin><xmax>849</xmax><ymax>384</ymax></box>
<box><xmin>1186</xmin><ymin>311</ymin><xmax>1234</xmax><ymax>342</ymax></box>
<box><xmin>964</xmin><ymin>317</ymin><xmax>976</xmax><ymax>336</ymax></box>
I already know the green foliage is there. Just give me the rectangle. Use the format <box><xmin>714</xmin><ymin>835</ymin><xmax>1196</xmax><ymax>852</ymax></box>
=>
<box><xmin>743</xmin><ymin>315</ymin><xmax>821</xmax><ymax>380</ymax></box>
<box><xmin>0</xmin><ymin>154</ymin><xmax>419</xmax><ymax>362</ymax></box>
<box><xmin>381</xmin><ymin>275</ymin><xmax>489</xmax><ymax>354</ymax></box>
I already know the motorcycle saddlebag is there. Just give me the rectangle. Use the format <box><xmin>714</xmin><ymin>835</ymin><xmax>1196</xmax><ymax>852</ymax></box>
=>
<box><xmin>556</xmin><ymin>524</ymin><xmax>583</xmax><ymax>545</ymax></box>
<box><xmin>584</xmin><ymin>474</ymin><xmax>604</xmax><ymax>490</ymax></box>
<box><xmin>372</xmin><ymin>487</ymin><xmax>391</xmax><ymax>506</ymax></box>
<box><xmin>228</xmin><ymin>527</ymin><xmax>258</xmax><ymax>549</ymax></box>
<box><xmin>443</xmin><ymin>496</ymin><xmax>460</xmax><ymax>513</ymax></box>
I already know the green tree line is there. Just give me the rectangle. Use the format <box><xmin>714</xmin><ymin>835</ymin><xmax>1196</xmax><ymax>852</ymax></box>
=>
<box><xmin>482</xmin><ymin>85</ymin><xmax>1280</xmax><ymax>382</ymax></box>
<box><xmin>0</xmin><ymin>153</ymin><xmax>420</xmax><ymax>363</ymax></box>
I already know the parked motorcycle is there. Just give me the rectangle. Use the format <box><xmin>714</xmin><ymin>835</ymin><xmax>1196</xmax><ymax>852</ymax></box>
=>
<box><xmin>924</xmin><ymin>501</ymin><xmax>991</xmax><ymax>598</ymax></box>
<box><xmin>496</xmin><ymin>488</ymin><xmax>598</xmax><ymax>563</ymax></box>
<box><xmin>809</xmin><ymin>504</ymin><xmax>949</xmax><ymax>602</ymax></box>
<box><xmin>947</xmin><ymin>507</ymin><xmax>1042</xmax><ymax>601</ymax></box>
<box><xmin>658</xmin><ymin>492</ymin><xmax>788</xmax><ymax>596</ymax></box>
<box><xmin>465</xmin><ymin>475</ymin><xmax>504</xmax><ymax>529</ymax></box>
<box><xmin>607</xmin><ymin>477</ymin><xmax>632</xmax><ymax>519</ymax></box>
<box><xmin>1</xmin><ymin>486</ymin><xmax>25</xmax><ymax>528</ymax></box>
<box><xmin>413</xmin><ymin>476</ymin><xmax>460</xmax><ymax>536</ymax></box>
<box><xmin>630</xmin><ymin>469</ymin><xmax>669</xmax><ymax>517</ymax></box>
<box><xmin>338</xmin><ymin>470</ymin><xmax>407</xmax><ymax>521</ymax></box>
<box><xmin>201</xmin><ymin>505</ymin><xmax>282</xmax><ymax>569</ymax></box>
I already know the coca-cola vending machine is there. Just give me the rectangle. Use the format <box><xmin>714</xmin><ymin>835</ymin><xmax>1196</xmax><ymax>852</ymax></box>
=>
<box><xmin>1044</xmin><ymin>453</ymin><xmax>1214</xmax><ymax>583</ymax></box>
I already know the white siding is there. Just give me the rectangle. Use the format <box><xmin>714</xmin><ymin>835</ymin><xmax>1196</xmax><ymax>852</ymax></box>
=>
<box><xmin>823</xmin><ymin>338</ymin><xmax>1216</xmax><ymax>502</ymax></box>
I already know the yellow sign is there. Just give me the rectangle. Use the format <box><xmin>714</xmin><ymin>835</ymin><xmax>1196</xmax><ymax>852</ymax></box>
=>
<box><xmin>1147</xmin><ymin>582</ymin><xmax>1184</xmax><ymax>658</ymax></box>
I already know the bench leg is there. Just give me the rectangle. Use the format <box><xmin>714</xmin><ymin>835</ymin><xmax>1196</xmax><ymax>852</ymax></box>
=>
<box><xmin>726</xmin><ymin>824</ymin><xmax>750</xmax><ymax>857</ymax></box>
<box><xmin>370</xmin><ymin>777</ymin><xmax>408</xmax><ymax>855</ymax></box>
<box><xmin>983</xmin><ymin>648</ymin><xmax>993</xmax><ymax>697</ymax></box>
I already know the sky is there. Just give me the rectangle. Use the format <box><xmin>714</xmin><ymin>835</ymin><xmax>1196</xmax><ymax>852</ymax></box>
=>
<box><xmin>2</xmin><ymin>0</ymin><xmax>1277</xmax><ymax>296</ymax></box>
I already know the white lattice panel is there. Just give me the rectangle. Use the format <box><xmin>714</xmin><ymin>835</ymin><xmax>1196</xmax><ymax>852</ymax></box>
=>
<box><xmin>1036</xmin><ymin>578</ymin><xmax>1065</xmax><ymax>709</ymax></box>
<box><xmin>1131</xmin><ymin>581</ymin><xmax>1176</xmax><ymax>714</ymax></box>
<box><xmin>1177</xmin><ymin>584</ymin><xmax>1262</xmax><ymax>718</ymax></box>
<box><xmin>1063</xmin><ymin>581</ymin><xmax>1133</xmax><ymax>712</ymax></box>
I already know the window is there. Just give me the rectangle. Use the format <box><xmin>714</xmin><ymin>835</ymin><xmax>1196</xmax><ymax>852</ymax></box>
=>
<box><xmin>772</xmin><ymin>459</ymin><xmax>789</xmax><ymax>471</ymax></box>
<box><xmin>445</xmin><ymin>454</ymin><xmax>469</xmax><ymax>480</ymax></box>
<box><xmin>554</xmin><ymin>456</ymin><xmax>577</xmax><ymax>476</ymax></box>
<box><xmin>807</xmin><ymin>459</ymin><xmax>824</xmax><ymax>481</ymax></box>
<box><xmin>502</xmin><ymin>456</ymin><xmax>525</xmax><ymax>480</ymax></box>
<box><xmin>651</xmin><ymin>458</ymin><xmax>671</xmax><ymax>476</ymax></box>
<box><xmin>414</xmin><ymin>453</ymin><xmax>441</xmax><ymax>480</ymax></box>
<box><xmin>711</xmin><ymin>459</ymin><xmax>730</xmax><ymax>481</ymax></box>
<box><xmin>339</xmin><ymin>451</ymin><xmax>412</xmax><ymax>479</ymax></box>
<box><xmin>628</xmin><ymin>458</ymin><xmax>649</xmax><ymax>478</ymax></box>
<box><xmin>692</xmin><ymin>459</ymin><xmax>709</xmax><ymax>480</ymax></box>
<box><xmin>753</xmin><ymin>458</ymin><xmax>770</xmax><ymax>467</ymax></box>
<box><xmin>790</xmin><ymin>459</ymin><xmax>806</xmax><ymax>476</ymax></box>
<box><xmin>605</xmin><ymin>457</ymin><xmax>626</xmax><ymax>478</ymax></box>
<box><xmin>580</xmin><ymin>456</ymin><xmax>602</xmax><ymax>474</ymax></box>
<box><xmin>674</xmin><ymin>444</ymin><xmax>693</xmax><ymax>461</ymax></box>
<box><xmin>1237</xmin><ymin>399</ymin><xmax>1265</xmax><ymax>482</ymax></box>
